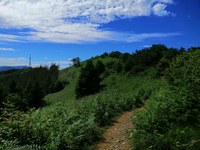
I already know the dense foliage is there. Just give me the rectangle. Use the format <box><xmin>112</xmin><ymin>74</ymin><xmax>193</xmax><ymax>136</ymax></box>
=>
<box><xmin>100</xmin><ymin>44</ymin><xmax>178</xmax><ymax>75</ymax></box>
<box><xmin>75</xmin><ymin>60</ymin><xmax>104</xmax><ymax>99</ymax></box>
<box><xmin>133</xmin><ymin>49</ymin><xmax>200</xmax><ymax>149</ymax></box>
<box><xmin>0</xmin><ymin>74</ymin><xmax>159</xmax><ymax>150</ymax></box>
<box><xmin>0</xmin><ymin>44</ymin><xmax>199</xmax><ymax>150</ymax></box>
<box><xmin>0</xmin><ymin>64</ymin><xmax>65</xmax><ymax>110</ymax></box>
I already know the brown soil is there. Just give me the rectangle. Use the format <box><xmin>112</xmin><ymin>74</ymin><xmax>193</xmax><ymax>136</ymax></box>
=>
<box><xmin>96</xmin><ymin>108</ymin><xmax>141</xmax><ymax>150</ymax></box>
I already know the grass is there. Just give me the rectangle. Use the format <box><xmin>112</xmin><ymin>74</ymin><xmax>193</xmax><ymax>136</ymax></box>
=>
<box><xmin>0</xmin><ymin>55</ymin><xmax>162</xmax><ymax>150</ymax></box>
<box><xmin>45</xmin><ymin>57</ymin><xmax>119</xmax><ymax>105</ymax></box>
<box><xmin>45</xmin><ymin>66</ymin><xmax>79</xmax><ymax>105</ymax></box>
<box><xmin>0</xmin><ymin>64</ymin><xmax>161</xmax><ymax>150</ymax></box>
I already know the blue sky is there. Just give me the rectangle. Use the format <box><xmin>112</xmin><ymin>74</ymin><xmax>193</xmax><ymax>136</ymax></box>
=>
<box><xmin>0</xmin><ymin>0</ymin><xmax>199</xmax><ymax>69</ymax></box>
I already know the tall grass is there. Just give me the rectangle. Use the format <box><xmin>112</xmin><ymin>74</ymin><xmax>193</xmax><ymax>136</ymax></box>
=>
<box><xmin>0</xmin><ymin>74</ymin><xmax>160</xmax><ymax>149</ymax></box>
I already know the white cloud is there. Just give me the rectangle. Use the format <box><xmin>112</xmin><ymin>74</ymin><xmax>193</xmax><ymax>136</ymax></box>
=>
<box><xmin>31</xmin><ymin>60</ymin><xmax>72</xmax><ymax>69</ymax></box>
<box><xmin>158</xmin><ymin>0</ymin><xmax>174</xmax><ymax>4</ymax></box>
<box><xmin>0</xmin><ymin>57</ymin><xmax>71</xmax><ymax>69</ymax></box>
<box><xmin>0</xmin><ymin>0</ymin><xmax>176</xmax><ymax>43</ymax></box>
<box><xmin>0</xmin><ymin>34</ymin><xmax>22</xmax><ymax>42</ymax></box>
<box><xmin>0</xmin><ymin>57</ymin><xmax>27</xmax><ymax>66</ymax></box>
<box><xmin>47</xmin><ymin>60</ymin><xmax>72</xmax><ymax>69</ymax></box>
<box><xmin>153</xmin><ymin>3</ymin><xmax>170</xmax><ymax>16</ymax></box>
<box><xmin>0</xmin><ymin>47</ymin><xmax>15</xmax><ymax>51</ymax></box>
<box><xmin>143</xmin><ymin>45</ymin><xmax>151</xmax><ymax>48</ymax></box>
<box><xmin>102</xmin><ymin>32</ymin><xmax>181</xmax><ymax>43</ymax></box>
<box><xmin>126</xmin><ymin>32</ymin><xmax>181</xmax><ymax>42</ymax></box>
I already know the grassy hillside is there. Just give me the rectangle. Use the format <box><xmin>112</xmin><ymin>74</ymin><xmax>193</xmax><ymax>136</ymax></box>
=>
<box><xmin>1</xmin><ymin>45</ymin><xmax>199</xmax><ymax>150</ymax></box>
<box><xmin>44</xmin><ymin>56</ymin><xmax>120</xmax><ymax>105</ymax></box>
<box><xmin>45</xmin><ymin>67</ymin><xmax>78</xmax><ymax>105</ymax></box>
<box><xmin>0</xmin><ymin>54</ymin><xmax>161</xmax><ymax>150</ymax></box>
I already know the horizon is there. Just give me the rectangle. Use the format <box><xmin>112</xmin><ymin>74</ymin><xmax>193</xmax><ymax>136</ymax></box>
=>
<box><xmin>0</xmin><ymin>0</ymin><xmax>200</xmax><ymax>69</ymax></box>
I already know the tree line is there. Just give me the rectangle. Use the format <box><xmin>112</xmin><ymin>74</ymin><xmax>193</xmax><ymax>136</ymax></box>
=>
<box><xmin>75</xmin><ymin>44</ymin><xmax>186</xmax><ymax>99</ymax></box>
<box><xmin>0</xmin><ymin>64</ymin><xmax>66</xmax><ymax>111</ymax></box>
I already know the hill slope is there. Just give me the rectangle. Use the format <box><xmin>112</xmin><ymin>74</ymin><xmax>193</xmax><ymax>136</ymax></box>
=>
<box><xmin>1</xmin><ymin>45</ymin><xmax>199</xmax><ymax>150</ymax></box>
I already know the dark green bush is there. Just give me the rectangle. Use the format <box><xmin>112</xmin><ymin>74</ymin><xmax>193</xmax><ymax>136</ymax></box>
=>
<box><xmin>133</xmin><ymin>49</ymin><xmax>200</xmax><ymax>149</ymax></box>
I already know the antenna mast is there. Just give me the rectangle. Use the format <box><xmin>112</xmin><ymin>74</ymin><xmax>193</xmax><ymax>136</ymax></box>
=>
<box><xmin>29</xmin><ymin>54</ymin><xmax>31</xmax><ymax>67</ymax></box>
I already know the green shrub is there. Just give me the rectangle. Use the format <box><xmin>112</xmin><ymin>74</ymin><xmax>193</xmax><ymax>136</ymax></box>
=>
<box><xmin>133</xmin><ymin>50</ymin><xmax>200</xmax><ymax>149</ymax></box>
<box><xmin>1</xmin><ymin>72</ymin><xmax>160</xmax><ymax>149</ymax></box>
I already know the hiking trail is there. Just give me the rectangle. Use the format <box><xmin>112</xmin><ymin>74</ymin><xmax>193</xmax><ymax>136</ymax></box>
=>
<box><xmin>96</xmin><ymin>107</ymin><xmax>143</xmax><ymax>150</ymax></box>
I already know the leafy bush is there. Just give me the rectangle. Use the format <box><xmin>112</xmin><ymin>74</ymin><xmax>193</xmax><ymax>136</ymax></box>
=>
<box><xmin>0</xmin><ymin>104</ymin><xmax>101</xmax><ymax>150</ymax></box>
<box><xmin>165</xmin><ymin>50</ymin><xmax>200</xmax><ymax>123</ymax></box>
<box><xmin>0</xmin><ymin>74</ymin><xmax>160</xmax><ymax>149</ymax></box>
<box><xmin>133</xmin><ymin>49</ymin><xmax>200</xmax><ymax>149</ymax></box>
<box><xmin>134</xmin><ymin>88</ymin><xmax>152</xmax><ymax>108</ymax></box>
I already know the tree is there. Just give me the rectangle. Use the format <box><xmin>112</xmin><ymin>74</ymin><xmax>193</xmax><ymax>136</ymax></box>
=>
<box><xmin>95</xmin><ymin>60</ymin><xmax>105</xmax><ymax>75</ymax></box>
<box><xmin>48</xmin><ymin>64</ymin><xmax>60</xmax><ymax>93</ymax></box>
<box><xmin>49</xmin><ymin>64</ymin><xmax>59</xmax><ymax>84</ymax></box>
<box><xmin>28</xmin><ymin>82</ymin><xmax>45</xmax><ymax>108</ymax></box>
<box><xmin>155</xmin><ymin>58</ymin><xmax>170</xmax><ymax>77</ymax></box>
<box><xmin>120</xmin><ymin>52</ymin><xmax>131</xmax><ymax>61</ymax></box>
<box><xmin>115</xmin><ymin>62</ymin><xmax>123</xmax><ymax>73</ymax></box>
<box><xmin>179</xmin><ymin>47</ymin><xmax>186</xmax><ymax>53</ymax></box>
<box><xmin>75</xmin><ymin>60</ymin><xmax>101</xmax><ymax>99</ymax></box>
<box><xmin>109</xmin><ymin>51</ymin><xmax>122</xmax><ymax>58</ymax></box>
<box><xmin>0</xmin><ymin>84</ymin><xmax>6</xmax><ymax>108</ymax></box>
<box><xmin>100</xmin><ymin>52</ymin><xmax>108</xmax><ymax>58</ymax></box>
<box><xmin>71</xmin><ymin>57</ymin><xmax>80</xmax><ymax>67</ymax></box>
<box><xmin>124</xmin><ymin>58</ymin><xmax>133</xmax><ymax>72</ymax></box>
<box><xmin>9</xmin><ymin>79</ymin><xmax>18</xmax><ymax>93</ymax></box>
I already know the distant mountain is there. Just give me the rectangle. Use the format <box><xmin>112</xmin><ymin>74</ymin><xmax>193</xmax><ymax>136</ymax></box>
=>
<box><xmin>0</xmin><ymin>66</ymin><xmax>29</xmax><ymax>72</ymax></box>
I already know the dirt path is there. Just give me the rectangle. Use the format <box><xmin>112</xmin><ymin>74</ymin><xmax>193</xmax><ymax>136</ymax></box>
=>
<box><xmin>96</xmin><ymin>107</ymin><xmax>144</xmax><ymax>150</ymax></box>
<box><xmin>96</xmin><ymin>111</ymin><xmax>134</xmax><ymax>150</ymax></box>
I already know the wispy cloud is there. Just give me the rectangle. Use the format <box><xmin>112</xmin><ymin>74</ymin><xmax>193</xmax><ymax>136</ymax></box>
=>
<box><xmin>31</xmin><ymin>60</ymin><xmax>72</xmax><ymax>69</ymax></box>
<box><xmin>0</xmin><ymin>47</ymin><xmax>15</xmax><ymax>51</ymax></box>
<box><xmin>0</xmin><ymin>34</ymin><xmax>22</xmax><ymax>42</ymax></box>
<box><xmin>47</xmin><ymin>60</ymin><xmax>72</xmax><ymax>69</ymax></box>
<box><xmin>152</xmin><ymin>3</ymin><xmax>172</xmax><ymax>16</ymax></box>
<box><xmin>111</xmin><ymin>32</ymin><xmax>181</xmax><ymax>42</ymax></box>
<box><xmin>143</xmin><ymin>45</ymin><xmax>151</xmax><ymax>48</ymax></box>
<box><xmin>0</xmin><ymin>0</ymin><xmax>176</xmax><ymax>43</ymax></box>
<box><xmin>0</xmin><ymin>57</ymin><xmax>27</xmax><ymax>66</ymax></box>
<box><xmin>0</xmin><ymin>57</ymin><xmax>71</xmax><ymax>69</ymax></box>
